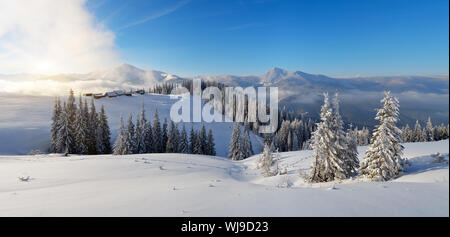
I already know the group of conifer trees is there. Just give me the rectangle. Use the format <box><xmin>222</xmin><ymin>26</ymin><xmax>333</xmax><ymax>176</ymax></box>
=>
<box><xmin>309</xmin><ymin>92</ymin><xmax>360</xmax><ymax>182</ymax></box>
<box><xmin>50</xmin><ymin>89</ymin><xmax>111</xmax><ymax>154</ymax></box>
<box><xmin>228</xmin><ymin>123</ymin><xmax>254</xmax><ymax>160</ymax></box>
<box><xmin>271</xmin><ymin>119</ymin><xmax>315</xmax><ymax>152</ymax></box>
<box><xmin>309</xmin><ymin>91</ymin><xmax>407</xmax><ymax>182</ymax></box>
<box><xmin>113</xmin><ymin>104</ymin><xmax>216</xmax><ymax>156</ymax></box>
<box><xmin>401</xmin><ymin>118</ymin><xmax>449</xmax><ymax>143</ymax></box>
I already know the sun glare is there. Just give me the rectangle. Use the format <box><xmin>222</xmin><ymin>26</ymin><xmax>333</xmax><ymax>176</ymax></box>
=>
<box><xmin>35</xmin><ymin>61</ymin><xmax>54</xmax><ymax>74</ymax></box>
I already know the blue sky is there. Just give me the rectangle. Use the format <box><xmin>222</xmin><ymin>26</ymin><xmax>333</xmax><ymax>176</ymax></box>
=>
<box><xmin>87</xmin><ymin>0</ymin><xmax>449</xmax><ymax>77</ymax></box>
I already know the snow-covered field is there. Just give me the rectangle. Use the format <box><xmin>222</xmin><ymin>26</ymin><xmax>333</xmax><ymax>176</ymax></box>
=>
<box><xmin>0</xmin><ymin>140</ymin><xmax>448</xmax><ymax>217</ymax></box>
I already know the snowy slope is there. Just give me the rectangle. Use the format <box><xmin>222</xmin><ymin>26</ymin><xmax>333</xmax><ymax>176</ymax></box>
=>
<box><xmin>0</xmin><ymin>92</ymin><xmax>264</xmax><ymax>157</ymax></box>
<box><xmin>0</xmin><ymin>140</ymin><xmax>447</xmax><ymax>216</ymax></box>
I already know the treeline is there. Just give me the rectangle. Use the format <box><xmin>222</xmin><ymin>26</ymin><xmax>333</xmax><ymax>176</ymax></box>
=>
<box><xmin>348</xmin><ymin>126</ymin><xmax>371</xmax><ymax>146</ymax></box>
<box><xmin>271</xmin><ymin>118</ymin><xmax>315</xmax><ymax>152</ymax></box>
<box><xmin>401</xmin><ymin>118</ymin><xmax>449</xmax><ymax>142</ymax></box>
<box><xmin>148</xmin><ymin>82</ymin><xmax>178</xmax><ymax>95</ymax></box>
<box><xmin>50</xmin><ymin>89</ymin><xmax>111</xmax><ymax>154</ymax></box>
<box><xmin>113</xmin><ymin>105</ymin><xmax>216</xmax><ymax>156</ymax></box>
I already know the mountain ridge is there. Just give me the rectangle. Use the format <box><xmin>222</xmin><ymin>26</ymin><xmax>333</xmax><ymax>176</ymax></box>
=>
<box><xmin>0</xmin><ymin>64</ymin><xmax>448</xmax><ymax>126</ymax></box>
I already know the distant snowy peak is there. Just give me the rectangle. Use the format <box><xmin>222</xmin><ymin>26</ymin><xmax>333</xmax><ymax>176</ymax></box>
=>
<box><xmin>263</xmin><ymin>67</ymin><xmax>289</xmax><ymax>83</ymax></box>
<box><xmin>85</xmin><ymin>63</ymin><xmax>182</xmax><ymax>85</ymax></box>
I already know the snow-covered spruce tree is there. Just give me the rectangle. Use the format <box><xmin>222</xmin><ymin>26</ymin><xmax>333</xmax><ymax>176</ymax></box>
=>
<box><xmin>88</xmin><ymin>98</ymin><xmax>99</xmax><ymax>154</ymax></box>
<box><xmin>291</xmin><ymin>130</ymin><xmax>299</xmax><ymax>151</ymax></box>
<box><xmin>194</xmin><ymin>129</ymin><xmax>203</xmax><ymax>154</ymax></box>
<box><xmin>401</xmin><ymin>124</ymin><xmax>412</xmax><ymax>142</ymax></box>
<box><xmin>345</xmin><ymin>125</ymin><xmax>359</xmax><ymax>173</ymax></box>
<box><xmin>136</xmin><ymin>102</ymin><xmax>147</xmax><ymax>153</ymax></box>
<box><xmin>445</xmin><ymin>124</ymin><xmax>450</xmax><ymax>138</ymax></box>
<box><xmin>189</xmin><ymin>126</ymin><xmax>197</xmax><ymax>154</ymax></box>
<box><xmin>228</xmin><ymin>123</ymin><xmax>244</xmax><ymax>160</ymax></box>
<box><xmin>242</xmin><ymin>125</ymin><xmax>253</xmax><ymax>158</ymax></box>
<box><xmin>287</xmin><ymin>130</ymin><xmax>293</xmax><ymax>151</ymax></box>
<box><xmin>66</xmin><ymin>89</ymin><xmax>77</xmax><ymax>153</ymax></box>
<box><xmin>113</xmin><ymin>115</ymin><xmax>126</xmax><ymax>155</ymax></box>
<box><xmin>257</xmin><ymin>143</ymin><xmax>275</xmax><ymax>177</ymax></box>
<box><xmin>331</xmin><ymin>92</ymin><xmax>359</xmax><ymax>175</ymax></box>
<box><xmin>57</xmin><ymin>102</ymin><xmax>74</xmax><ymax>154</ymax></box>
<box><xmin>179</xmin><ymin>124</ymin><xmax>189</xmax><ymax>153</ymax></box>
<box><xmin>413</xmin><ymin>120</ymin><xmax>425</xmax><ymax>142</ymax></box>
<box><xmin>97</xmin><ymin>105</ymin><xmax>111</xmax><ymax>154</ymax></box>
<box><xmin>174</xmin><ymin>123</ymin><xmax>181</xmax><ymax>153</ymax></box>
<box><xmin>143</xmin><ymin>120</ymin><xmax>153</xmax><ymax>153</ymax></box>
<box><xmin>75</xmin><ymin>95</ymin><xmax>88</xmax><ymax>154</ymax></box>
<box><xmin>50</xmin><ymin>97</ymin><xmax>62</xmax><ymax>153</ymax></box>
<box><xmin>161</xmin><ymin>118</ymin><xmax>168</xmax><ymax>153</ymax></box>
<box><xmin>310</xmin><ymin>93</ymin><xmax>349</xmax><ymax>182</ymax></box>
<box><xmin>166</xmin><ymin>120</ymin><xmax>177</xmax><ymax>153</ymax></box>
<box><xmin>359</xmin><ymin>91</ymin><xmax>405</xmax><ymax>181</ymax></box>
<box><xmin>425</xmin><ymin>117</ymin><xmax>434</xmax><ymax>142</ymax></box>
<box><xmin>199</xmin><ymin>124</ymin><xmax>207</xmax><ymax>155</ymax></box>
<box><xmin>123</xmin><ymin>113</ymin><xmax>137</xmax><ymax>154</ymax></box>
<box><xmin>134</xmin><ymin>114</ymin><xmax>143</xmax><ymax>153</ymax></box>
<box><xmin>152</xmin><ymin>109</ymin><xmax>162</xmax><ymax>153</ymax></box>
<box><xmin>207</xmin><ymin>128</ymin><xmax>216</xmax><ymax>156</ymax></box>
<box><xmin>278</xmin><ymin>120</ymin><xmax>291</xmax><ymax>152</ymax></box>
<box><xmin>436</xmin><ymin>123</ymin><xmax>449</xmax><ymax>140</ymax></box>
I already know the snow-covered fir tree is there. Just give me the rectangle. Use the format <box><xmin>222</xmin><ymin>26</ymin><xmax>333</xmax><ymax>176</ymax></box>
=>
<box><xmin>179</xmin><ymin>124</ymin><xmax>189</xmax><ymax>153</ymax></box>
<box><xmin>56</xmin><ymin>89</ymin><xmax>78</xmax><ymax>154</ymax></box>
<box><xmin>161</xmin><ymin>118</ymin><xmax>168</xmax><ymax>152</ymax></box>
<box><xmin>206</xmin><ymin>128</ymin><xmax>216</xmax><ymax>156</ymax></box>
<box><xmin>413</xmin><ymin>120</ymin><xmax>426</xmax><ymax>142</ymax></box>
<box><xmin>152</xmin><ymin>109</ymin><xmax>162</xmax><ymax>153</ymax></box>
<box><xmin>331</xmin><ymin>92</ymin><xmax>359</xmax><ymax>175</ymax></box>
<box><xmin>174</xmin><ymin>124</ymin><xmax>181</xmax><ymax>152</ymax></box>
<box><xmin>166</xmin><ymin>120</ymin><xmax>177</xmax><ymax>153</ymax></box>
<box><xmin>134</xmin><ymin>114</ymin><xmax>143</xmax><ymax>153</ymax></box>
<box><xmin>88</xmin><ymin>98</ymin><xmax>99</xmax><ymax>154</ymax></box>
<box><xmin>123</xmin><ymin>113</ymin><xmax>137</xmax><ymax>154</ymax></box>
<box><xmin>189</xmin><ymin>126</ymin><xmax>197</xmax><ymax>154</ymax></box>
<box><xmin>194</xmin><ymin>129</ymin><xmax>203</xmax><ymax>154</ymax></box>
<box><xmin>310</xmin><ymin>93</ymin><xmax>350</xmax><ymax>182</ymax></box>
<box><xmin>57</xmin><ymin>102</ymin><xmax>74</xmax><ymax>154</ymax></box>
<box><xmin>228</xmin><ymin>123</ymin><xmax>244</xmax><ymax>160</ymax></box>
<box><xmin>66</xmin><ymin>89</ymin><xmax>77</xmax><ymax>152</ymax></box>
<box><xmin>199</xmin><ymin>124</ymin><xmax>207</xmax><ymax>155</ymax></box>
<box><xmin>257</xmin><ymin>143</ymin><xmax>275</xmax><ymax>177</ymax></box>
<box><xmin>97</xmin><ymin>105</ymin><xmax>111</xmax><ymax>154</ymax></box>
<box><xmin>131</xmin><ymin>102</ymin><xmax>146</xmax><ymax>154</ymax></box>
<box><xmin>345</xmin><ymin>124</ymin><xmax>359</xmax><ymax>173</ymax></box>
<box><xmin>401</xmin><ymin>124</ymin><xmax>412</xmax><ymax>142</ymax></box>
<box><xmin>291</xmin><ymin>130</ymin><xmax>299</xmax><ymax>151</ymax></box>
<box><xmin>75</xmin><ymin>95</ymin><xmax>88</xmax><ymax>154</ymax></box>
<box><xmin>241</xmin><ymin>125</ymin><xmax>253</xmax><ymax>158</ymax></box>
<box><xmin>113</xmin><ymin>115</ymin><xmax>127</xmax><ymax>155</ymax></box>
<box><xmin>143</xmin><ymin>120</ymin><xmax>153</xmax><ymax>153</ymax></box>
<box><xmin>50</xmin><ymin>97</ymin><xmax>62</xmax><ymax>153</ymax></box>
<box><xmin>278</xmin><ymin>121</ymin><xmax>291</xmax><ymax>152</ymax></box>
<box><xmin>287</xmin><ymin>130</ymin><xmax>293</xmax><ymax>151</ymax></box>
<box><xmin>425</xmin><ymin>117</ymin><xmax>434</xmax><ymax>142</ymax></box>
<box><xmin>359</xmin><ymin>91</ymin><xmax>405</xmax><ymax>181</ymax></box>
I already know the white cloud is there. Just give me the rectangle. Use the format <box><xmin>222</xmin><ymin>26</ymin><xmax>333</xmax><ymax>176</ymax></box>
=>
<box><xmin>0</xmin><ymin>0</ymin><xmax>119</xmax><ymax>74</ymax></box>
<box><xmin>118</xmin><ymin>0</ymin><xmax>190</xmax><ymax>30</ymax></box>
